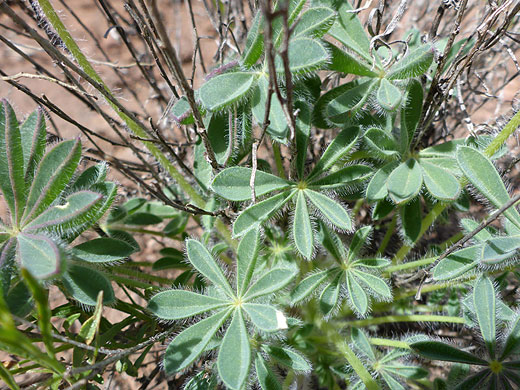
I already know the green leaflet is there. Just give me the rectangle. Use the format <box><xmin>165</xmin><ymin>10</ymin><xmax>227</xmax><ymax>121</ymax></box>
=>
<box><xmin>295</xmin><ymin>102</ymin><xmax>311</xmax><ymax>179</ymax></box>
<box><xmin>400</xmin><ymin>199</ymin><xmax>422</xmax><ymax>243</ymax></box>
<box><xmin>326</xmin><ymin>42</ymin><xmax>378</xmax><ymax>77</ymax></box>
<box><xmin>293</xmin><ymin>191</ymin><xmax>314</xmax><ymax>259</ymax></box>
<box><xmin>481</xmin><ymin>236</ymin><xmax>520</xmax><ymax>264</ymax></box>
<box><xmin>387</xmin><ymin>159</ymin><xmax>423</xmax><ymax>204</ymax></box>
<box><xmin>319</xmin><ymin>273</ymin><xmax>341</xmax><ymax>316</ymax></box>
<box><xmin>501</xmin><ymin>315</ymin><xmax>520</xmax><ymax>360</ymax></box>
<box><xmin>400</xmin><ymin>79</ymin><xmax>423</xmax><ymax>146</ymax></box>
<box><xmin>62</xmin><ymin>264</ymin><xmax>115</xmax><ymax>306</ymax></box>
<box><xmin>71</xmin><ymin>237</ymin><xmax>136</xmax><ymax>263</ymax></box>
<box><xmin>164</xmin><ymin>309</ymin><xmax>231</xmax><ymax>375</ymax></box>
<box><xmin>453</xmin><ymin>371</ymin><xmax>491</xmax><ymax>390</ymax></box>
<box><xmin>290</xmin><ymin>269</ymin><xmax>331</xmax><ymax>304</ymax></box>
<box><xmin>251</xmin><ymin>75</ymin><xmax>288</xmax><ymax>141</ymax></box>
<box><xmin>351</xmin><ymin>328</ymin><xmax>376</xmax><ymax>361</ymax></box>
<box><xmin>420</xmin><ymin>160</ymin><xmax>460</xmax><ymax>201</ymax></box>
<box><xmin>473</xmin><ymin>275</ymin><xmax>496</xmax><ymax>358</ymax></box>
<box><xmin>199</xmin><ymin>72</ymin><xmax>258</xmax><ymax>111</ymax></box>
<box><xmin>22</xmin><ymin>139</ymin><xmax>82</xmax><ymax>224</ymax></box>
<box><xmin>348</xmin><ymin>226</ymin><xmax>372</xmax><ymax>262</ymax></box>
<box><xmin>460</xmin><ymin>218</ymin><xmax>493</xmax><ymax>242</ymax></box>
<box><xmin>292</xmin><ymin>7</ymin><xmax>335</xmax><ymax>38</ymax></box>
<box><xmin>211</xmin><ymin>166</ymin><xmax>292</xmax><ymax>201</ymax></box>
<box><xmin>186</xmin><ymin>239</ymin><xmax>234</xmax><ymax>298</ymax></box>
<box><xmin>353</xmin><ymin>270</ymin><xmax>392</xmax><ymax>299</ymax></box>
<box><xmin>380</xmin><ymin>372</ymin><xmax>405</xmax><ymax>390</ymax></box>
<box><xmin>78</xmin><ymin>290</ymin><xmax>103</xmax><ymax>345</ymax></box>
<box><xmin>347</xmin><ymin>272</ymin><xmax>368</xmax><ymax>316</ymax></box>
<box><xmin>309</xmin><ymin>165</ymin><xmax>373</xmax><ymax>190</ymax></box>
<box><xmin>275</xmin><ymin>38</ymin><xmax>329</xmax><ymax>75</ymax></box>
<box><xmin>432</xmin><ymin>245</ymin><xmax>481</xmax><ymax>281</ymax></box>
<box><xmin>387</xmin><ymin>44</ymin><xmax>434</xmax><ymax>80</ymax></box>
<box><xmin>0</xmin><ymin>101</ymin><xmax>25</xmax><ymax>225</ymax></box>
<box><xmin>376</xmin><ymin>79</ymin><xmax>402</xmax><ymax>111</ymax></box>
<box><xmin>264</xmin><ymin>345</ymin><xmax>311</xmax><ymax>372</ymax></box>
<box><xmin>237</xmin><ymin>228</ymin><xmax>260</xmax><ymax>295</ymax></box>
<box><xmin>305</xmin><ymin>190</ymin><xmax>351</xmax><ymax>231</ymax></box>
<box><xmin>363</xmin><ymin>127</ymin><xmax>400</xmax><ymax>160</ymax></box>
<box><xmin>18</xmin><ymin>233</ymin><xmax>62</xmax><ymax>279</ymax></box>
<box><xmin>366</xmin><ymin>161</ymin><xmax>399</xmax><ymax>202</ymax></box>
<box><xmin>241</xmin><ymin>11</ymin><xmax>264</xmax><ymax>67</ymax></box>
<box><xmin>326</xmin><ymin>80</ymin><xmax>376</xmax><ymax>125</ymax></box>
<box><xmin>205</xmin><ymin>113</ymin><xmax>231</xmax><ymax>165</ymax></box>
<box><xmin>255</xmin><ymin>354</ymin><xmax>282</xmax><ymax>390</ymax></box>
<box><xmin>24</xmin><ymin>190</ymin><xmax>103</xmax><ymax>232</ymax></box>
<box><xmin>457</xmin><ymin>146</ymin><xmax>520</xmax><ymax>229</ymax></box>
<box><xmin>148</xmin><ymin>290</ymin><xmax>228</xmax><ymax>320</ymax></box>
<box><xmin>243</xmin><ymin>303</ymin><xmax>285</xmax><ymax>332</ymax></box>
<box><xmin>218</xmin><ymin>310</ymin><xmax>250</xmax><ymax>390</ymax></box>
<box><xmin>308</xmin><ymin>126</ymin><xmax>360</xmax><ymax>179</ymax></box>
<box><xmin>171</xmin><ymin>96</ymin><xmax>194</xmax><ymax>125</ymax></box>
<box><xmin>244</xmin><ymin>268</ymin><xmax>296</xmax><ymax>301</ymax></box>
<box><xmin>71</xmin><ymin>162</ymin><xmax>107</xmax><ymax>191</ymax></box>
<box><xmin>312</xmin><ymin>81</ymin><xmax>360</xmax><ymax>129</ymax></box>
<box><xmin>233</xmin><ymin>191</ymin><xmax>295</xmax><ymax>237</ymax></box>
<box><xmin>411</xmin><ymin>341</ymin><xmax>486</xmax><ymax>365</ymax></box>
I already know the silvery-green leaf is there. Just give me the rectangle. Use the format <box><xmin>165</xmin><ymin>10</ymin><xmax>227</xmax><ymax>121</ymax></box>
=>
<box><xmin>241</xmin><ymin>11</ymin><xmax>264</xmax><ymax>67</ymax></box>
<box><xmin>71</xmin><ymin>237</ymin><xmax>136</xmax><ymax>263</ymax></box>
<box><xmin>411</xmin><ymin>341</ymin><xmax>486</xmax><ymax>365</ymax></box>
<box><xmin>432</xmin><ymin>245</ymin><xmax>482</xmax><ymax>281</ymax></box>
<box><xmin>353</xmin><ymin>270</ymin><xmax>392</xmax><ymax>299</ymax></box>
<box><xmin>326</xmin><ymin>80</ymin><xmax>377</xmax><ymax>125</ymax></box>
<box><xmin>62</xmin><ymin>264</ymin><xmax>115</xmax><ymax>306</ymax></box>
<box><xmin>275</xmin><ymin>38</ymin><xmax>329</xmax><ymax>75</ymax></box>
<box><xmin>148</xmin><ymin>290</ymin><xmax>228</xmax><ymax>320</ymax></box>
<box><xmin>243</xmin><ymin>303</ymin><xmax>286</xmax><ymax>332</ymax></box>
<box><xmin>295</xmin><ymin>102</ymin><xmax>311</xmax><ymax>179</ymax></box>
<box><xmin>293</xmin><ymin>7</ymin><xmax>335</xmax><ymax>38</ymax></box>
<box><xmin>366</xmin><ymin>162</ymin><xmax>399</xmax><ymax>202</ymax></box>
<box><xmin>218</xmin><ymin>309</ymin><xmax>250</xmax><ymax>390</ymax></box>
<box><xmin>501</xmin><ymin>315</ymin><xmax>520</xmax><ymax>360</ymax></box>
<box><xmin>290</xmin><ymin>269</ymin><xmax>332</xmax><ymax>305</ymax></box>
<box><xmin>23</xmin><ymin>139</ymin><xmax>81</xmax><ymax>224</ymax></box>
<box><xmin>377</xmin><ymin>79</ymin><xmax>402</xmax><ymax>111</ymax></box>
<box><xmin>164</xmin><ymin>309</ymin><xmax>231</xmax><ymax>374</ymax></box>
<box><xmin>18</xmin><ymin>233</ymin><xmax>62</xmax><ymax>279</ymax></box>
<box><xmin>204</xmin><ymin>113</ymin><xmax>231</xmax><ymax>165</ymax></box>
<box><xmin>237</xmin><ymin>228</ymin><xmax>260</xmax><ymax>295</ymax></box>
<box><xmin>420</xmin><ymin>160</ymin><xmax>460</xmax><ymax>201</ymax></box>
<box><xmin>460</xmin><ymin>218</ymin><xmax>493</xmax><ymax>242</ymax></box>
<box><xmin>255</xmin><ymin>354</ymin><xmax>282</xmax><ymax>390</ymax></box>
<box><xmin>20</xmin><ymin>109</ymin><xmax>46</xmax><ymax>184</ymax></box>
<box><xmin>387</xmin><ymin>44</ymin><xmax>434</xmax><ymax>80</ymax></box>
<box><xmin>348</xmin><ymin>226</ymin><xmax>372</xmax><ymax>262</ymax></box>
<box><xmin>264</xmin><ymin>345</ymin><xmax>311</xmax><ymax>372</ymax></box>
<box><xmin>308</xmin><ymin>126</ymin><xmax>360</xmax><ymax>179</ymax></box>
<box><xmin>473</xmin><ymin>275</ymin><xmax>496</xmax><ymax>357</ymax></box>
<box><xmin>244</xmin><ymin>268</ymin><xmax>296</xmax><ymax>301</ymax></box>
<box><xmin>293</xmin><ymin>191</ymin><xmax>313</xmax><ymax>259</ymax></box>
<box><xmin>401</xmin><ymin>79</ymin><xmax>423</xmax><ymax>146</ymax></box>
<box><xmin>347</xmin><ymin>273</ymin><xmax>368</xmax><ymax>316</ymax></box>
<box><xmin>252</xmin><ymin>75</ymin><xmax>288</xmax><ymax>141</ymax></box>
<box><xmin>200</xmin><ymin>72</ymin><xmax>258</xmax><ymax>111</ymax></box>
<box><xmin>351</xmin><ymin>327</ymin><xmax>376</xmax><ymax>361</ymax></box>
<box><xmin>233</xmin><ymin>191</ymin><xmax>295</xmax><ymax>237</ymax></box>
<box><xmin>481</xmin><ymin>236</ymin><xmax>520</xmax><ymax>265</ymax></box>
<box><xmin>212</xmin><ymin>166</ymin><xmax>292</xmax><ymax>202</ymax></box>
<box><xmin>326</xmin><ymin>42</ymin><xmax>378</xmax><ymax>77</ymax></box>
<box><xmin>312</xmin><ymin>81</ymin><xmax>360</xmax><ymax>129</ymax></box>
<box><xmin>309</xmin><ymin>165</ymin><xmax>372</xmax><ymax>190</ymax></box>
<box><xmin>387</xmin><ymin>159</ymin><xmax>423</xmax><ymax>204</ymax></box>
<box><xmin>457</xmin><ymin>146</ymin><xmax>520</xmax><ymax>229</ymax></box>
<box><xmin>186</xmin><ymin>239</ymin><xmax>234</xmax><ymax>297</ymax></box>
<box><xmin>305</xmin><ymin>190</ymin><xmax>351</xmax><ymax>231</ymax></box>
<box><xmin>319</xmin><ymin>273</ymin><xmax>341</xmax><ymax>316</ymax></box>
<box><xmin>0</xmin><ymin>101</ymin><xmax>25</xmax><ymax>225</ymax></box>
<box><xmin>364</xmin><ymin>127</ymin><xmax>400</xmax><ymax>160</ymax></box>
<box><xmin>400</xmin><ymin>199</ymin><xmax>422</xmax><ymax>243</ymax></box>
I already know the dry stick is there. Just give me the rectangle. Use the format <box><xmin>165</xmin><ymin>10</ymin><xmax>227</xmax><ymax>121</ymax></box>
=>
<box><xmin>144</xmin><ymin>0</ymin><xmax>220</xmax><ymax>170</ymax></box>
<box><xmin>415</xmin><ymin>191</ymin><xmax>520</xmax><ymax>300</ymax></box>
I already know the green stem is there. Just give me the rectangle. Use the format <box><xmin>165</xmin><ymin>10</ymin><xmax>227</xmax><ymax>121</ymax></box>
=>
<box><xmin>114</xmin><ymin>266</ymin><xmax>174</xmax><ymax>285</ymax></box>
<box><xmin>378</xmin><ymin>214</ymin><xmax>397</xmax><ymax>256</ymax></box>
<box><xmin>352</xmin><ymin>199</ymin><xmax>364</xmax><ymax>220</ymax></box>
<box><xmin>369</xmin><ymin>337</ymin><xmax>410</xmax><ymax>350</ymax></box>
<box><xmin>319</xmin><ymin>321</ymin><xmax>380</xmax><ymax>390</ymax></box>
<box><xmin>340</xmin><ymin>314</ymin><xmax>465</xmax><ymax>328</ymax></box>
<box><xmin>272</xmin><ymin>142</ymin><xmax>287</xmax><ymax>179</ymax></box>
<box><xmin>385</xmin><ymin>256</ymin><xmax>437</xmax><ymax>274</ymax></box>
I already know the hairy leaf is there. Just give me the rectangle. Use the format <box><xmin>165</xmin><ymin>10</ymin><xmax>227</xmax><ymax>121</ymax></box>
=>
<box><xmin>293</xmin><ymin>191</ymin><xmax>313</xmax><ymax>259</ymax></box>
<box><xmin>387</xmin><ymin>159</ymin><xmax>423</xmax><ymax>204</ymax></box>
<box><xmin>199</xmin><ymin>72</ymin><xmax>258</xmax><ymax>111</ymax></box>
<box><xmin>148</xmin><ymin>290</ymin><xmax>228</xmax><ymax>320</ymax></box>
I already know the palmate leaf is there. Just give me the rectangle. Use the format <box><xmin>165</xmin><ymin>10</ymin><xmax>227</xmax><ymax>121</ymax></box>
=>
<box><xmin>22</xmin><ymin>139</ymin><xmax>82</xmax><ymax>224</ymax></box>
<box><xmin>199</xmin><ymin>72</ymin><xmax>258</xmax><ymax>111</ymax></box>
<box><xmin>387</xmin><ymin>159</ymin><xmax>423</xmax><ymax>204</ymax></box>
<box><xmin>243</xmin><ymin>303</ymin><xmax>286</xmax><ymax>332</ymax></box>
<box><xmin>305</xmin><ymin>190</ymin><xmax>351</xmax><ymax>231</ymax></box>
<box><xmin>164</xmin><ymin>308</ymin><xmax>232</xmax><ymax>375</ymax></box>
<box><xmin>211</xmin><ymin>166</ymin><xmax>292</xmax><ymax>202</ymax></box>
<box><xmin>366</xmin><ymin>161</ymin><xmax>399</xmax><ymax>202</ymax></box>
<box><xmin>243</xmin><ymin>267</ymin><xmax>296</xmax><ymax>301</ymax></box>
<box><xmin>218</xmin><ymin>309</ymin><xmax>251</xmax><ymax>390</ymax></box>
<box><xmin>293</xmin><ymin>191</ymin><xmax>313</xmax><ymax>259</ymax></box>
<box><xmin>0</xmin><ymin>100</ymin><xmax>26</xmax><ymax>225</ymax></box>
<box><xmin>148</xmin><ymin>290</ymin><xmax>228</xmax><ymax>320</ymax></box>
<box><xmin>457</xmin><ymin>146</ymin><xmax>520</xmax><ymax>229</ymax></box>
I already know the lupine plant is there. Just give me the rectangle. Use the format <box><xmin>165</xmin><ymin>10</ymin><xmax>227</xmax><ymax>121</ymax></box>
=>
<box><xmin>0</xmin><ymin>0</ymin><xmax>520</xmax><ymax>389</ymax></box>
